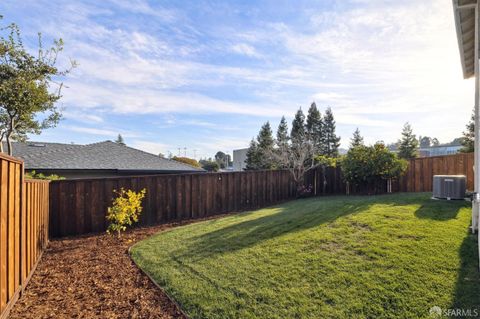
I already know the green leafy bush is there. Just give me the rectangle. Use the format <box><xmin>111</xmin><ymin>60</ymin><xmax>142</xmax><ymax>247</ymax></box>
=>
<box><xmin>106</xmin><ymin>188</ymin><xmax>146</xmax><ymax>237</ymax></box>
<box><xmin>25</xmin><ymin>170</ymin><xmax>65</xmax><ymax>180</ymax></box>
<box><xmin>199</xmin><ymin>160</ymin><xmax>220</xmax><ymax>172</ymax></box>
<box><xmin>314</xmin><ymin>155</ymin><xmax>339</xmax><ymax>168</ymax></box>
<box><xmin>172</xmin><ymin>156</ymin><xmax>201</xmax><ymax>168</ymax></box>
<box><xmin>342</xmin><ymin>143</ymin><xmax>407</xmax><ymax>193</ymax></box>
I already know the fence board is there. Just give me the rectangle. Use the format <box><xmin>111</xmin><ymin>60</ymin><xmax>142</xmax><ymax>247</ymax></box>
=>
<box><xmin>302</xmin><ymin>153</ymin><xmax>474</xmax><ymax>195</ymax></box>
<box><xmin>397</xmin><ymin>153</ymin><xmax>474</xmax><ymax>192</ymax></box>
<box><xmin>0</xmin><ymin>152</ymin><xmax>49</xmax><ymax>319</ymax></box>
<box><xmin>49</xmin><ymin>170</ymin><xmax>297</xmax><ymax>237</ymax></box>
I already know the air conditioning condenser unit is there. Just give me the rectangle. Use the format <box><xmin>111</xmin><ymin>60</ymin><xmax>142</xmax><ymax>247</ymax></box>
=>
<box><xmin>432</xmin><ymin>175</ymin><xmax>466</xmax><ymax>200</ymax></box>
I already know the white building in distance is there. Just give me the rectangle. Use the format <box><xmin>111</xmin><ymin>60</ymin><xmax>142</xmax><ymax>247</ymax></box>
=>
<box><xmin>233</xmin><ymin>148</ymin><xmax>248</xmax><ymax>171</ymax></box>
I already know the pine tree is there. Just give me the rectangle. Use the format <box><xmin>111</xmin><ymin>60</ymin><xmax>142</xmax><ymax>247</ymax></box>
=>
<box><xmin>257</xmin><ymin>122</ymin><xmax>274</xmax><ymax>150</ymax></box>
<box><xmin>322</xmin><ymin>107</ymin><xmax>341</xmax><ymax>157</ymax></box>
<box><xmin>245</xmin><ymin>138</ymin><xmax>261</xmax><ymax>170</ymax></box>
<box><xmin>115</xmin><ymin>134</ymin><xmax>126</xmax><ymax>145</ymax></box>
<box><xmin>398</xmin><ymin>122</ymin><xmax>419</xmax><ymax>159</ymax></box>
<box><xmin>305</xmin><ymin>102</ymin><xmax>322</xmax><ymax>150</ymax></box>
<box><xmin>350</xmin><ymin>128</ymin><xmax>364</xmax><ymax>149</ymax></box>
<box><xmin>276</xmin><ymin>116</ymin><xmax>289</xmax><ymax>149</ymax></box>
<box><xmin>291</xmin><ymin>107</ymin><xmax>305</xmax><ymax>146</ymax></box>
<box><xmin>461</xmin><ymin>109</ymin><xmax>474</xmax><ymax>153</ymax></box>
<box><xmin>257</xmin><ymin>122</ymin><xmax>275</xmax><ymax>169</ymax></box>
<box><xmin>246</xmin><ymin>122</ymin><xmax>275</xmax><ymax>170</ymax></box>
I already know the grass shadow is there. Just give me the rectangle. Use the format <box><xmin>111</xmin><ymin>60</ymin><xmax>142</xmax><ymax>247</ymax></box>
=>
<box><xmin>414</xmin><ymin>199</ymin><xmax>466</xmax><ymax>221</ymax></box>
<box><xmin>451</xmin><ymin>231</ymin><xmax>480</xmax><ymax>312</ymax></box>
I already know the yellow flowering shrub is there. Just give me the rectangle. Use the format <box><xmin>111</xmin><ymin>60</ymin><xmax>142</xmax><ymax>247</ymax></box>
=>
<box><xmin>106</xmin><ymin>188</ymin><xmax>147</xmax><ymax>237</ymax></box>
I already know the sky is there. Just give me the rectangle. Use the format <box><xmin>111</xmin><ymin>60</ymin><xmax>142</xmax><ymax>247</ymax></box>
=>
<box><xmin>0</xmin><ymin>0</ymin><xmax>474</xmax><ymax>159</ymax></box>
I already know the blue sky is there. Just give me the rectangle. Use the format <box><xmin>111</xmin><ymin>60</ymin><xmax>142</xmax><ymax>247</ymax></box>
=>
<box><xmin>1</xmin><ymin>0</ymin><xmax>474</xmax><ymax>158</ymax></box>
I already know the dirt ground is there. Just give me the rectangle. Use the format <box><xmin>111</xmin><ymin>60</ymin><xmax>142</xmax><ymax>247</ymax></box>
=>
<box><xmin>8</xmin><ymin>222</ymin><xmax>197</xmax><ymax>319</ymax></box>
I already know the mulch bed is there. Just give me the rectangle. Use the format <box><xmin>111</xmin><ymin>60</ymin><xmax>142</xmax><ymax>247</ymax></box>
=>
<box><xmin>8</xmin><ymin>221</ymin><xmax>205</xmax><ymax>319</ymax></box>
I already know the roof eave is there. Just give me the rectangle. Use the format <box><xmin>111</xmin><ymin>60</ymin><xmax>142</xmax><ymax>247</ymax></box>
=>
<box><xmin>453</xmin><ymin>0</ymin><xmax>477</xmax><ymax>79</ymax></box>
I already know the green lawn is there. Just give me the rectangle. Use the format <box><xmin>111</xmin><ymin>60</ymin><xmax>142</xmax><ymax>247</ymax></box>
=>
<box><xmin>130</xmin><ymin>193</ymin><xmax>480</xmax><ymax>319</ymax></box>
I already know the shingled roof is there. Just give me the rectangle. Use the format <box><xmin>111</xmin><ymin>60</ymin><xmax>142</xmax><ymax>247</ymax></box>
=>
<box><xmin>8</xmin><ymin>141</ymin><xmax>203</xmax><ymax>172</ymax></box>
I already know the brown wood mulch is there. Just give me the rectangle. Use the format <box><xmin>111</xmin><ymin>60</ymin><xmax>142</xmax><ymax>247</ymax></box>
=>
<box><xmin>8</xmin><ymin>221</ymin><xmax>203</xmax><ymax>319</ymax></box>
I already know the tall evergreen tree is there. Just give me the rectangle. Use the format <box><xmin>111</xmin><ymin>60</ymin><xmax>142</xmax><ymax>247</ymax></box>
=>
<box><xmin>305</xmin><ymin>102</ymin><xmax>322</xmax><ymax>150</ymax></box>
<box><xmin>276</xmin><ymin>116</ymin><xmax>289</xmax><ymax>149</ymax></box>
<box><xmin>257</xmin><ymin>122</ymin><xmax>274</xmax><ymax>150</ymax></box>
<box><xmin>397</xmin><ymin>122</ymin><xmax>419</xmax><ymax>159</ymax></box>
<box><xmin>321</xmin><ymin>107</ymin><xmax>341</xmax><ymax>157</ymax></box>
<box><xmin>350</xmin><ymin>128</ymin><xmax>364</xmax><ymax>149</ymax></box>
<box><xmin>245</xmin><ymin>138</ymin><xmax>261</xmax><ymax>170</ymax></box>
<box><xmin>461</xmin><ymin>109</ymin><xmax>474</xmax><ymax>153</ymax></box>
<box><xmin>257</xmin><ymin>122</ymin><xmax>275</xmax><ymax>169</ymax></box>
<box><xmin>290</xmin><ymin>107</ymin><xmax>305</xmax><ymax>146</ymax></box>
<box><xmin>115</xmin><ymin>134</ymin><xmax>125</xmax><ymax>145</ymax></box>
<box><xmin>246</xmin><ymin>122</ymin><xmax>275</xmax><ymax>170</ymax></box>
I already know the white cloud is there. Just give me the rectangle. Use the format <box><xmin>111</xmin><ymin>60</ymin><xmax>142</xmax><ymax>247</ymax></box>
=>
<box><xmin>65</xmin><ymin>125</ymin><xmax>140</xmax><ymax>138</ymax></box>
<box><xmin>61</xmin><ymin>81</ymin><xmax>293</xmax><ymax>117</ymax></box>
<box><xmin>63</xmin><ymin>111</ymin><xmax>103</xmax><ymax>124</ymax></box>
<box><xmin>231</xmin><ymin>43</ymin><xmax>262</xmax><ymax>58</ymax></box>
<box><xmin>14</xmin><ymin>0</ymin><xmax>474</xmax><ymax>151</ymax></box>
<box><xmin>107</xmin><ymin>0</ymin><xmax>179</xmax><ymax>21</ymax></box>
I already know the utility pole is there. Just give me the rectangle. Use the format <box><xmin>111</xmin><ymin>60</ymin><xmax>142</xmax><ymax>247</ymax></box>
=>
<box><xmin>184</xmin><ymin>147</ymin><xmax>187</xmax><ymax>157</ymax></box>
<box><xmin>177</xmin><ymin>148</ymin><xmax>181</xmax><ymax>156</ymax></box>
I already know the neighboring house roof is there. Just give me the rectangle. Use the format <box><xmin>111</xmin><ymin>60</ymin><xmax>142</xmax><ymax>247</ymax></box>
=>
<box><xmin>7</xmin><ymin>141</ymin><xmax>203</xmax><ymax>172</ymax></box>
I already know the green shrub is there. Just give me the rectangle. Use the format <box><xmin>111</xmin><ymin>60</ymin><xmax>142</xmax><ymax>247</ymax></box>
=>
<box><xmin>342</xmin><ymin>143</ymin><xmax>407</xmax><ymax>192</ymax></box>
<box><xmin>172</xmin><ymin>156</ymin><xmax>201</xmax><ymax>168</ymax></box>
<box><xmin>106</xmin><ymin>188</ymin><xmax>146</xmax><ymax>237</ymax></box>
<box><xmin>199</xmin><ymin>160</ymin><xmax>220</xmax><ymax>172</ymax></box>
<box><xmin>25</xmin><ymin>170</ymin><xmax>65</xmax><ymax>180</ymax></box>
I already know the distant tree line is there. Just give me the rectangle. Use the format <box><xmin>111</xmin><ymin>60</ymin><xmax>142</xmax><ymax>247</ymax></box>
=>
<box><xmin>245</xmin><ymin>103</ymin><xmax>341</xmax><ymax>177</ymax></box>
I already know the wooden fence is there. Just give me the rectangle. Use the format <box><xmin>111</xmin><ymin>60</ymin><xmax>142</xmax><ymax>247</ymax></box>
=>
<box><xmin>49</xmin><ymin>170</ymin><xmax>296</xmax><ymax>237</ymax></box>
<box><xmin>305</xmin><ymin>152</ymin><xmax>474</xmax><ymax>194</ymax></box>
<box><xmin>396</xmin><ymin>152</ymin><xmax>474</xmax><ymax>192</ymax></box>
<box><xmin>0</xmin><ymin>154</ymin><xmax>49</xmax><ymax>319</ymax></box>
<box><xmin>49</xmin><ymin>152</ymin><xmax>475</xmax><ymax>238</ymax></box>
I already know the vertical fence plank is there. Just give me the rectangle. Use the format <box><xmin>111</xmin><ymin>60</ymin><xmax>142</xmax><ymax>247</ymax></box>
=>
<box><xmin>13</xmin><ymin>164</ymin><xmax>20</xmax><ymax>292</ymax></box>
<box><xmin>20</xmin><ymin>177</ymin><xmax>26</xmax><ymax>284</ymax></box>
<box><xmin>0</xmin><ymin>160</ymin><xmax>7</xmax><ymax>314</ymax></box>
<box><xmin>7</xmin><ymin>162</ymin><xmax>15</xmax><ymax>300</ymax></box>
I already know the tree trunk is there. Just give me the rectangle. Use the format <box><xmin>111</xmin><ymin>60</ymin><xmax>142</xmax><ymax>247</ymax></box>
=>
<box><xmin>322</xmin><ymin>166</ymin><xmax>327</xmax><ymax>194</ymax></box>
<box><xmin>6</xmin><ymin>134</ymin><xmax>12</xmax><ymax>156</ymax></box>
<box><xmin>0</xmin><ymin>133</ymin><xmax>4</xmax><ymax>153</ymax></box>
<box><xmin>6</xmin><ymin>117</ymin><xmax>14</xmax><ymax>156</ymax></box>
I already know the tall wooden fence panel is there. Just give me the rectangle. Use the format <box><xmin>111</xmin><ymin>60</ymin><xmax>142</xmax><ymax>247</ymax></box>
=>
<box><xmin>396</xmin><ymin>153</ymin><xmax>474</xmax><ymax>192</ymax></box>
<box><xmin>0</xmin><ymin>154</ymin><xmax>49</xmax><ymax>319</ymax></box>
<box><xmin>49</xmin><ymin>170</ymin><xmax>296</xmax><ymax>237</ymax></box>
<box><xmin>48</xmin><ymin>152</ymin><xmax>475</xmax><ymax>238</ymax></box>
<box><xmin>304</xmin><ymin>153</ymin><xmax>474</xmax><ymax>195</ymax></box>
<box><xmin>304</xmin><ymin>166</ymin><xmax>346</xmax><ymax>195</ymax></box>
